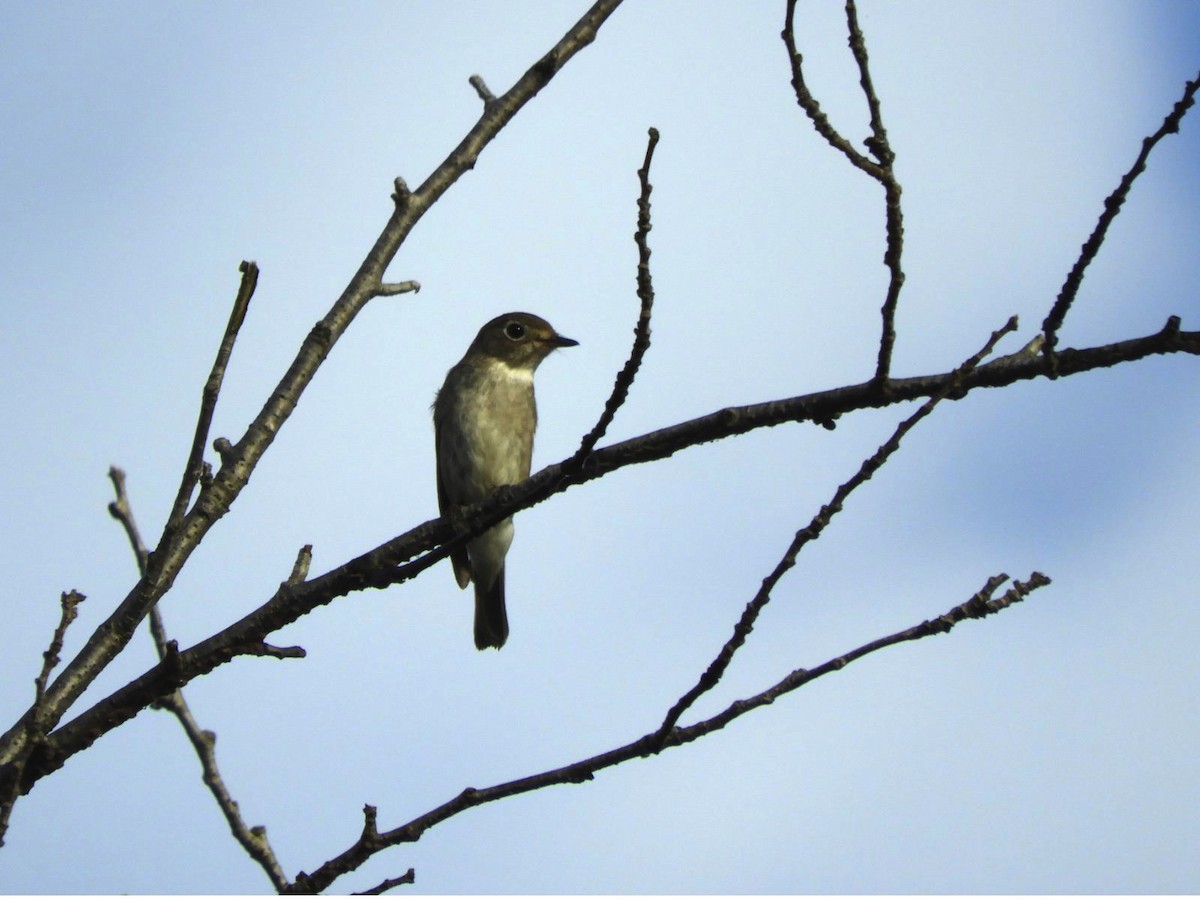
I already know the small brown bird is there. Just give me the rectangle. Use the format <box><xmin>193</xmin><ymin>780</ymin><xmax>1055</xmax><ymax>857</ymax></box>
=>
<box><xmin>433</xmin><ymin>312</ymin><xmax>578</xmax><ymax>649</ymax></box>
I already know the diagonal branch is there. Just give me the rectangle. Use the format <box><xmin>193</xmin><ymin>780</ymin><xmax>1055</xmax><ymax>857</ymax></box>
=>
<box><xmin>652</xmin><ymin>315</ymin><xmax>1019</xmax><ymax>744</ymax></box>
<box><xmin>285</xmin><ymin>571</ymin><xmax>1049</xmax><ymax>892</ymax></box>
<box><xmin>0</xmin><ymin>0</ymin><xmax>628</xmax><ymax>782</ymax></box>
<box><xmin>165</xmin><ymin>261</ymin><xmax>258</xmax><ymax>535</ymax></box>
<box><xmin>108</xmin><ymin>467</ymin><xmax>290</xmax><ymax>891</ymax></box>
<box><xmin>1041</xmin><ymin>70</ymin><xmax>1200</xmax><ymax>374</ymax></box>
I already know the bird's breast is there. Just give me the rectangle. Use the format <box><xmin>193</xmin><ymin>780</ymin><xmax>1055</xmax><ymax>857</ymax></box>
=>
<box><xmin>436</xmin><ymin>360</ymin><xmax>538</xmax><ymax>502</ymax></box>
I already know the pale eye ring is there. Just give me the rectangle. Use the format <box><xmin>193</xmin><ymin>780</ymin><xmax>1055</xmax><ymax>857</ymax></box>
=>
<box><xmin>504</xmin><ymin>321</ymin><xmax>526</xmax><ymax>341</ymax></box>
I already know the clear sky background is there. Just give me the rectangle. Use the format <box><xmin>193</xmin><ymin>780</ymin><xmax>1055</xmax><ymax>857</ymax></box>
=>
<box><xmin>1</xmin><ymin>1</ymin><xmax>1198</xmax><ymax>894</ymax></box>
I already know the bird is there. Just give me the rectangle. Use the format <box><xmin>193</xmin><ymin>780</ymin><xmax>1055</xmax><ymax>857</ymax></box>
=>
<box><xmin>433</xmin><ymin>312</ymin><xmax>578</xmax><ymax>650</ymax></box>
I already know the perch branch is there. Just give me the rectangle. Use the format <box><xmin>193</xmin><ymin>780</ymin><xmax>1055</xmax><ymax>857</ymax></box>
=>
<box><xmin>0</xmin><ymin>0</ymin><xmax>627</xmax><ymax>782</ymax></box>
<box><xmin>14</xmin><ymin>319</ymin><xmax>1200</xmax><ymax>798</ymax></box>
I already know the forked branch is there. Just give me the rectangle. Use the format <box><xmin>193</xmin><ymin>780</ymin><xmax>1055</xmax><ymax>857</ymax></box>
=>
<box><xmin>653</xmin><ymin>316</ymin><xmax>1020</xmax><ymax>744</ymax></box>
<box><xmin>784</xmin><ymin>0</ymin><xmax>906</xmax><ymax>383</ymax></box>
<box><xmin>1041</xmin><ymin>71</ymin><xmax>1200</xmax><ymax>373</ymax></box>
<box><xmin>286</xmin><ymin>571</ymin><xmax>1048</xmax><ymax>892</ymax></box>
<box><xmin>0</xmin><ymin>0</ymin><xmax>628</xmax><ymax>792</ymax></box>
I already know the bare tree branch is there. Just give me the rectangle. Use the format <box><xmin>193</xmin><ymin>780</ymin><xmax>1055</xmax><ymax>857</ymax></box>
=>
<box><xmin>674</xmin><ymin>572</ymin><xmax>1051</xmax><ymax>738</ymax></box>
<box><xmin>570</xmin><ymin>126</ymin><xmax>659</xmax><ymax>465</ymax></box>
<box><xmin>355</xmin><ymin>869</ymin><xmax>416</xmax><ymax>895</ymax></box>
<box><xmin>12</xmin><ymin>317</ymin><xmax>1198</xmax><ymax>801</ymax></box>
<box><xmin>372</xmin><ymin>281</ymin><xmax>422</xmax><ymax>298</ymax></box>
<box><xmin>1042</xmin><ymin>71</ymin><xmax>1200</xmax><ymax>374</ymax></box>
<box><xmin>782</xmin><ymin>0</ymin><xmax>878</xmax><ymax>176</ymax></box>
<box><xmin>653</xmin><ymin>315</ymin><xmax>1019</xmax><ymax>745</ymax></box>
<box><xmin>0</xmin><ymin>589</ymin><xmax>84</xmax><ymax>847</ymax></box>
<box><xmin>166</xmin><ymin>260</ymin><xmax>259</xmax><ymax>535</ymax></box>
<box><xmin>468</xmin><ymin>74</ymin><xmax>497</xmax><ymax>106</ymax></box>
<box><xmin>109</xmin><ymin>467</ymin><xmax>290</xmax><ymax>891</ymax></box>
<box><xmin>0</xmin><ymin>0</ymin><xmax>628</xmax><ymax>785</ymax></box>
<box><xmin>1</xmin><ymin>5</ymin><xmax>1193</xmax><ymax>891</ymax></box>
<box><xmin>783</xmin><ymin>0</ymin><xmax>906</xmax><ymax>385</ymax></box>
<box><xmin>285</xmin><ymin>571</ymin><xmax>1049</xmax><ymax>892</ymax></box>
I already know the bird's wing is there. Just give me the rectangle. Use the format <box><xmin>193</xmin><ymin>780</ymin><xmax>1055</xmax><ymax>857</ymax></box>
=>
<box><xmin>435</xmin><ymin>423</ymin><xmax>473</xmax><ymax>589</ymax></box>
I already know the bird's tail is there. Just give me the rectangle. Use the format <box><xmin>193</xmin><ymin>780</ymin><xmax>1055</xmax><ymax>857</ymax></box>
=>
<box><xmin>473</xmin><ymin>568</ymin><xmax>509</xmax><ymax>650</ymax></box>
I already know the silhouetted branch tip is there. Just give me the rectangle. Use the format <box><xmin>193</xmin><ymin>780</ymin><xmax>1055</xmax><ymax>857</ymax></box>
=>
<box><xmin>235</xmin><ymin>642</ymin><xmax>306</xmax><ymax>661</ymax></box>
<box><xmin>107</xmin><ymin>468</ymin><xmax>154</xmax><ymax>576</ymax></box>
<box><xmin>286</xmin><ymin>545</ymin><xmax>313</xmax><ymax>586</ymax></box>
<box><xmin>166</xmin><ymin>262</ymin><xmax>258</xmax><ymax>532</ymax></box>
<box><xmin>356</xmin><ymin>869</ymin><xmax>416</xmax><ymax>895</ymax></box>
<box><xmin>35</xmin><ymin>591</ymin><xmax>86</xmax><ymax>711</ymax></box>
<box><xmin>362</xmin><ymin>804</ymin><xmax>381</xmax><ymax>841</ymax></box>
<box><xmin>469</xmin><ymin>74</ymin><xmax>496</xmax><ymax>105</ymax></box>
<box><xmin>212</xmin><ymin>436</ymin><xmax>234</xmax><ymax>464</ymax></box>
<box><xmin>374</xmin><ymin>280</ymin><xmax>421</xmax><ymax>297</ymax></box>
<box><xmin>390</xmin><ymin>177</ymin><xmax>411</xmax><ymax>209</ymax></box>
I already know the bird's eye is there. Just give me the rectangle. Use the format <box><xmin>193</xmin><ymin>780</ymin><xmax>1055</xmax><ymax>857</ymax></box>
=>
<box><xmin>504</xmin><ymin>322</ymin><xmax>526</xmax><ymax>341</ymax></box>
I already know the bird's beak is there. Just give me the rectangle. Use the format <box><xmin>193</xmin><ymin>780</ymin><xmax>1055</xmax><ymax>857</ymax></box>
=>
<box><xmin>549</xmin><ymin>333</ymin><xmax>579</xmax><ymax>348</ymax></box>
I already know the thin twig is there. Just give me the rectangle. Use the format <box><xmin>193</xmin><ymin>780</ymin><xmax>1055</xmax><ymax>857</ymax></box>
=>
<box><xmin>285</xmin><ymin>570</ymin><xmax>1048</xmax><ymax>892</ymax></box>
<box><xmin>675</xmin><ymin>572</ymin><xmax>1051</xmax><ymax>737</ymax></box>
<box><xmin>373</xmin><ymin>281</ymin><xmax>422</xmax><ymax>297</ymax></box>
<box><xmin>284</xmin><ymin>545</ymin><xmax>313</xmax><ymax>587</ymax></box>
<box><xmin>569</xmin><ymin>126</ymin><xmax>660</xmax><ymax>466</ymax></box>
<box><xmin>0</xmin><ymin>589</ymin><xmax>85</xmax><ymax>847</ymax></box>
<box><xmin>468</xmin><ymin>74</ymin><xmax>496</xmax><ymax>106</ymax></box>
<box><xmin>166</xmin><ymin>261</ymin><xmax>258</xmax><ymax>535</ymax></box>
<box><xmin>107</xmin><ymin>467</ymin><xmax>150</xmax><ymax>571</ymax></box>
<box><xmin>783</xmin><ymin>0</ymin><xmax>906</xmax><ymax>385</ymax></box>
<box><xmin>782</xmin><ymin>0</ymin><xmax>877</xmax><ymax>176</ymax></box>
<box><xmin>845</xmin><ymin>0</ymin><xmax>892</xmax><ymax>166</ymax></box>
<box><xmin>1042</xmin><ymin>71</ymin><xmax>1200</xmax><ymax>375</ymax></box>
<box><xmin>108</xmin><ymin>467</ymin><xmax>290</xmax><ymax>891</ymax></box>
<box><xmin>355</xmin><ymin>869</ymin><xmax>416</xmax><ymax>895</ymax></box>
<box><xmin>32</xmin><ymin>592</ymin><xmax>86</xmax><ymax>720</ymax></box>
<box><xmin>156</xmin><ymin>692</ymin><xmax>289</xmax><ymax>889</ymax></box>
<box><xmin>652</xmin><ymin>316</ymin><xmax>1020</xmax><ymax>744</ymax></box>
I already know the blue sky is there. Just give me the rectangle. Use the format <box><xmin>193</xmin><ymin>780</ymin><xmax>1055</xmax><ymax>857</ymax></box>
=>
<box><xmin>1</xmin><ymin>1</ymin><xmax>1198</xmax><ymax>893</ymax></box>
